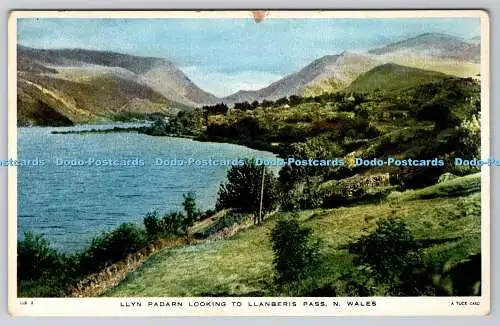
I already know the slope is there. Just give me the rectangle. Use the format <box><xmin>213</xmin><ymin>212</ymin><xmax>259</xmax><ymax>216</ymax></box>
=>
<box><xmin>345</xmin><ymin>63</ymin><xmax>451</xmax><ymax>93</ymax></box>
<box><xmin>368</xmin><ymin>33</ymin><xmax>480</xmax><ymax>63</ymax></box>
<box><xmin>104</xmin><ymin>173</ymin><xmax>480</xmax><ymax>297</ymax></box>
<box><xmin>16</xmin><ymin>45</ymin><xmax>220</xmax><ymax>126</ymax></box>
<box><xmin>223</xmin><ymin>52</ymin><xmax>377</xmax><ymax>104</ymax></box>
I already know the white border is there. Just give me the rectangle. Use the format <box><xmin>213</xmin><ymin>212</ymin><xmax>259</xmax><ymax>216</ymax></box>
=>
<box><xmin>7</xmin><ymin>10</ymin><xmax>491</xmax><ymax>316</ymax></box>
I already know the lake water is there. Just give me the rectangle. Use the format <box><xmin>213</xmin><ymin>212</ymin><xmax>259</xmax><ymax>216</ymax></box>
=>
<box><xmin>17</xmin><ymin>124</ymin><xmax>277</xmax><ymax>252</ymax></box>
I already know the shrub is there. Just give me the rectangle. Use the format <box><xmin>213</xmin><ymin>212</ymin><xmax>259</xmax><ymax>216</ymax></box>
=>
<box><xmin>160</xmin><ymin>211</ymin><xmax>190</xmax><ymax>236</ymax></box>
<box><xmin>454</xmin><ymin>114</ymin><xmax>481</xmax><ymax>158</ymax></box>
<box><xmin>78</xmin><ymin>223</ymin><xmax>148</xmax><ymax>275</ymax></box>
<box><xmin>182</xmin><ymin>192</ymin><xmax>200</xmax><ymax>226</ymax></box>
<box><xmin>280</xmin><ymin>180</ymin><xmax>323</xmax><ymax>211</ymax></box>
<box><xmin>17</xmin><ymin>231</ymin><xmax>66</xmax><ymax>281</ymax></box>
<box><xmin>144</xmin><ymin>193</ymin><xmax>200</xmax><ymax>238</ymax></box>
<box><xmin>336</xmin><ymin>267</ymin><xmax>377</xmax><ymax>296</ymax></box>
<box><xmin>284</xmin><ymin>136</ymin><xmax>343</xmax><ymax>183</ymax></box>
<box><xmin>143</xmin><ymin>211</ymin><xmax>162</xmax><ymax>238</ymax></box>
<box><xmin>347</xmin><ymin>218</ymin><xmax>433</xmax><ymax>295</ymax></box>
<box><xmin>270</xmin><ymin>216</ymin><xmax>320</xmax><ymax>283</ymax></box>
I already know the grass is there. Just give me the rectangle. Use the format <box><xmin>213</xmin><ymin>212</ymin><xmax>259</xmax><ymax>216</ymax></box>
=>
<box><xmin>387</xmin><ymin>172</ymin><xmax>480</xmax><ymax>201</ymax></box>
<box><xmin>346</xmin><ymin>63</ymin><xmax>450</xmax><ymax>93</ymax></box>
<box><xmin>104</xmin><ymin>173</ymin><xmax>481</xmax><ymax>297</ymax></box>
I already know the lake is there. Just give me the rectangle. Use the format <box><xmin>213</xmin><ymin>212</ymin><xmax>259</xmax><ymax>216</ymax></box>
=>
<box><xmin>17</xmin><ymin>124</ymin><xmax>277</xmax><ymax>252</ymax></box>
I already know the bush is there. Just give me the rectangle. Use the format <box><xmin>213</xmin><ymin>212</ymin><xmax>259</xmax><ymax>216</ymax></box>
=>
<box><xmin>17</xmin><ymin>231</ymin><xmax>66</xmax><ymax>281</ymax></box>
<box><xmin>336</xmin><ymin>267</ymin><xmax>377</xmax><ymax>296</ymax></box>
<box><xmin>182</xmin><ymin>192</ymin><xmax>200</xmax><ymax>227</ymax></box>
<box><xmin>144</xmin><ymin>193</ymin><xmax>200</xmax><ymax>238</ymax></box>
<box><xmin>143</xmin><ymin>211</ymin><xmax>162</xmax><ymax>238</ymax></box>
<box><xmin>270</xmin><ymin>216</ymin><xmax>320</xmax><ymax>283</ymax></box>
<box><xmin>78</xmin><ymin>223</ymin><xmax>148</xmax><ymax>275</ymax></box>
<box><xmin>160</xmin><ymin>211</ymin><xmax>191</xmax><ymax>236</ymax></box>
<box><xmin>454</xmin><ymin>114</ymin><xmax>481</xmax><ymax>158</ymax></box>
<box><xmin>279</xmin><ymin>137</ymin><xmax>343</xmax><ymax>187</ymax></box>
<box><xmin>19</xmin><ymin>191</ymin><xmax>202</xmax><ymax>297</ymax></box>
<box><xmin>280</xmin><ymin>180</ymin><xmax>323</xmax><ymax>211</ymax></box>
<box><xmin>347</xmin><ymin>218</ymin><xmax>433</xmax><ymax>295</ymax></box>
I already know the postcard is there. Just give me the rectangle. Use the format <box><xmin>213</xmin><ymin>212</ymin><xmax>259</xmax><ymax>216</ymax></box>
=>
<box><xmin>7</xmin><ymin>10</ymin><xmax>490</xmax><ymax>316</ymax></box>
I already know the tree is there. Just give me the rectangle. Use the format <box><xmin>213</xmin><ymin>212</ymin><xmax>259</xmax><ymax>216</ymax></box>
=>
<box><xmin>18</xmin><ymin>232</ymin><xmax>65</xmax><ymax>281</ymax></box>
<box><xmin>143</xmin><ymin>211</ymin><xmax>162</xmax><ymax>238</ymax></box>
<box><xmin>270</xmin><ymin>216</ymin><xmax>320</xmax><ymax>283</ymax></box>
<box><xmin>202</xmin><ymin>102</ymin><xmax>229</xmax><ymax>115</ymax></box>
<box><xmin>276</xmin><ymin>96</ymin><xmax>289</xmax><ymax>106</ymax></box>
<box><xmin>278</xmin><ymin>136</ymin><xmax>343</xmax><ymax>188</ymax></box>
<box><xmin>143</xmin><ymin>192</ymin><xmax>200</xmax><ymax>238</ymax></box>
<box><xmin>261</xmin><ymin>99</ymin><xmax>274</xmax><ymax>108</ymax></box>
<box><xmin>182</xmin><ymin>192</ymin><xmax>199</xmax><ymax>228</ymax></box>
<box><xmin>418</xmin><ymin>100</ymin><xmax>455</xmax><ymax>130</ymax></box>
<box><xmin>455</xmin><ymin>114</ymin><xmax>481</xmax><ymax>158</ymax></box>
<box><xmin>289</xmin><ymin>95</ymin><xmax>302</xmax><ymax>106</ymax></box>
<box><xmin>347</xmin><ymin>218</ymin><xmax>432</xmax><ymax>295</ymax></box>
<box><xmin>234</xmin><ymin>101</ymin><xmax>252</xmax><ymax>111</ymax></box>
<box><xmin>161</xmin><ymin>211</ymin><xmax>190</xmax><ymax>236</ymax></box>
<box><xmin>216</xmin><ymin>159</ymin><xmax>279</xmax><ymax>223</ymax></box>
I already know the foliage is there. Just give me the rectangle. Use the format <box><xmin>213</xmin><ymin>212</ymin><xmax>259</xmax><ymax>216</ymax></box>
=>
<box><xmin>144</xmin><ymin>192</ymin><xmax>200</xmax><ymax>238</ymax></box>
<box><xmin>280</xmin><ymin>179</ymin><xmax>323</xmax><ymax>211</ymax></box>
<box><xmin>106</xmin><ymin>176</ymin><xmax>480</xmax><ymax>297</ymax></box>
<box><xmin>216</xmin><ymin>159</ymin><xmax>280</xmax><ymax>221</ymax></box>
<box><xmin>78</xmin><ymin>223</ymin><xmax>149</xmax><ymax>275</ymax></box>
<box><xmin>202</xmin><ymin>102</ymin><xmax>229</xmax><ymax>115</ymax></box>
<box><xmin>17</xmin><ymin>231</ymin><xmax>67</xmax><ymax>281</ymax></box>
<box><xmin>169</xmin><ymin>109</ymin><xmax>205</xmax><ymax>135</ymax></box>
<box><xmin>347</xmin><ymin>218</ymin><xmax>433</xmax><ymax>295</ymax></box>
<box><xmin>455</xmin><ymin>114</ymin><xmax>481</xmax><ymax>158</ymax></box>
<box><xmin>278</xmin><ymin>136</ymin><xmax>343</xmax><ymax>190</ymax></box>
<box><xmin>18</xmin><ymin>225</ymin><xmax>150</xmax><ymax>297</ymax></box>
<box><xmin>318</xmin><ymin>173</ymin><xmax>390</xmax><ymax>207</ymax></box>
<box><xmin>143</xmin><ymin>210</ymin><xmax>162</xmax><ymax>238</ymax></box>
<box><xmin>234</xmin><ymin>101</ymin><xmax>259</xmax><ymax>111</ymax></box>
<box><xmin>143</xmin><ymin>211</ymin><xmax>192</xmax><ymax>238</ymax></box>
<box><xmin>160</xmin><ymin>211</ymin><xmax>192</xmax><ymax>236</ymax></box>
<box><xmin>182</xmin><ymin>192</ymin><xmax>200</xmax><ymax>227</ymax></box>
<box><xmin>18</xmin><ymin>193</ymin><xmax>204</xmax><ymax>297</ymax></box>
<box><xmin>270</xmin><ymin>216</ymin><xmax>320</xmax><ymax>283</ymax></box>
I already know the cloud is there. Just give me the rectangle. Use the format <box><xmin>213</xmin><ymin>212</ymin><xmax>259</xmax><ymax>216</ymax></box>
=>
<box><xmin>181</xmin><ymin>66</ymin><xmax>284</xmax><ymax>97</ymax></box>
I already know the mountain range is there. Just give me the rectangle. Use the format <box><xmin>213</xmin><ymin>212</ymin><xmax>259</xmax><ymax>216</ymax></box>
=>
<box><xmin>16</xmin><ymin>32</ymin><xmax>480</xmax><ymax>126</ymax></box>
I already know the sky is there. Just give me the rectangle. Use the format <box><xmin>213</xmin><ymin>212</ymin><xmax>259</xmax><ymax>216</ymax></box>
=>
<box><xmin>17</xmin><ymin>18</ymin><xmax>481</xmax><ymax>97</ymax></box>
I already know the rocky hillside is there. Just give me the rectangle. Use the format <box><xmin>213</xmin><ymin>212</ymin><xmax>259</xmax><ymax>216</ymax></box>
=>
<box><xmin>17</xmin><ymin>46</ymin><xmax>219</xmax><ymax>126</ymax></box>
<box><xmin>223</xmin><ymin>52</ymin><xmax>377</xmax><ymax>103</ymax></box>
<box><xmin>368</xmin><ymin>33</ymin><xmax>480</xmax><ymax>63</ymax></box>
<box><xmin>223</xmin><ymin>33</ymin><xmax>481</xmax><ymax>102</ymax></box>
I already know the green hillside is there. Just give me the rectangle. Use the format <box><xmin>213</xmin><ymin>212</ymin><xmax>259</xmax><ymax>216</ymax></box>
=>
<box><xmin>346</xmin><ymin>63</ymin><xmax>450</xmax><ymax>93</ymax></box>
<box><xmin>105</xmin><ymin>173</ymin><xmax>480</xmax><ymax>297</ymax></box>
<box><xmin>18</xmin><ymin>72</ymin><xmax>482</xmax><ymax>298</ymax></box>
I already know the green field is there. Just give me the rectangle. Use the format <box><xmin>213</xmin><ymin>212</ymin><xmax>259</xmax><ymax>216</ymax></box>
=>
<box><xmin>105</xmin><ymin>173</ymin><xmax>481</xmax><ymax>297</ymax></box>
